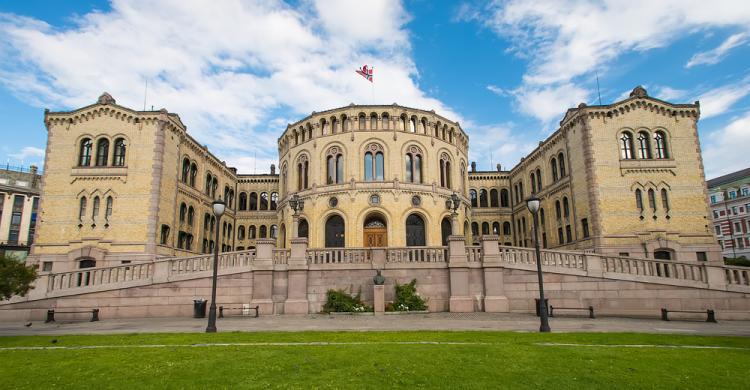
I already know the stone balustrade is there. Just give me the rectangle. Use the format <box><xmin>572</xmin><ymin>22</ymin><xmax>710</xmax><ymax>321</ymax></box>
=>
<box><xmin>170</xmin><ymin>250</ymin><xmax>255</xmax><ymax>275</ymax></box>
<box><xmin>725</xmin><ymin>266</ymin><xmax>750</xmax><ymax>286</ymax></box>
<box><xmin>47</xmin><ymin>262</ymin><xmax>153</xmax><ymax>291</ymax></box>
<box><xmin>466</xmin><ymin>246</ymin><xmax>482</xmax><ymax>263</ymax></box>
<box><xmin>306</xmin><ymin>248</ymin><xmax>371</xmax><ymax>265</ymax></box>
<box><xmin>273</xmin><ymin>249</ymin><xmax>290</xmax><ymax>265</ymax></box>
<box><xmin>386</xmin><ymin>247</ymin><xmax>448</xmax><ymax>263</ymax></box>
<box><xmin>599</xmin><ymin>255</ymin><xmax>707</xmax><ymax>283</ymax></box>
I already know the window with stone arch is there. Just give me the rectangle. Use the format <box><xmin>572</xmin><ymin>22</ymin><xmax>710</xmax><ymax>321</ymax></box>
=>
<box><xmin>331</xmin><ymin>116</ymin><xmax>338</xmax><ymax>134</ymax></box>
<box><xmin>95</xmin><ymin>138</ymin><xmax>109</xmax><ymax>166</ymax></box>
<box><xmin>364</xmin><ymin>143</ymin><xmax>385</xmax><ymax>181</ymax></box>
<box><xmin>551</xmin><ymin>157</ymin><xmax>558</xmax><ymax>181</ymax></box>
<box><xmin>558</xmin><ymin>153</ymin><xmax>566</xmax><ymax>178</ymax></box>
<box><xmin>635</xmin><ymin>189</ymin><xmax>644</xmax><ymax>212</ymax></box>
<box><xmin>326</xmin><ymin>146</ymin><xmax>344</xmax><ymax>184</ymax></box>
<box><xmin>500</xmin><ymin>189</ymin><xmax>509</xmax><ymax>207</ymax></box>
<box><xmin>271</xmin><ymin>192</ymin><xmax>278</xmax><ymax>210</ymax></box>
<box><xmin>297</xmin><ymin>154</ymin><xmax>309</xmax><ymax>190</ymax></box>
<box><xmin>647</xmin><ymin>188</ymin><xmax>657</xmax><ymax>212</ymax></box>
<box><xmin>620</xmin><ymin>131</ymin><xmax>635</xmax><ymax>159</ymax></box>
<box><xmin>205</xmin><ymin>173</ymin><xmax>212</xmax><ymax>195</ymax></box>
<box><xmin>535</xmin><ymin>168</ymin><xmax>542</xmax><ymax>191</ymax></box>
<box><xmin>404</xmin><ymin>145</ymin><xmax>423</xmax><ymax>183</ymax></box>
<box><xmin>181</xmin><ymin>158</ymin><xmax>190</xmax><ymax>183</ymax></box>
<box><xmin>260</xmin><ymin>192</ymin><xmax>269</xmax><ymax>210</ymax></box>
<box><xmin>370</xmin><ymin>113</ymin><xmax>378</xmax><ymax>130</ymax></box>
<box><xmin>341</xmin><ymin>115</ymin><xmax>349</xmax><ymax>132</ymax></box>
<box><xmin>405</xmin><ymin>213</ymin><xmax>426</xmax><ymax>246</ymax></box>
<box><xmin>503</xmin><ymin>221</ymin><xmax>511</xmax><ymax>235</ymax></box>
<box><xmin>490</xmin><ymin>189</ymin><xmax>499</xmax><ymax>207</ymax></box>
<box><xmin>359</xmin><ymin>113</ymin><xmax>366</xmax><ymax>130</ymax></box>
<box><xmin>381</xmin><ymin>113</ymin><xmax>389</xmax><ymax>130</ymax></box>
<box><xmin>79</xmin><ymin>138</ymin><xmax>93</xmax><ymax>166</ymax></box>
<box><xmin>439</xmin><ymin>152</ymin><xmax>452</xmax><ymax>188</ymax></box>
<box><xmin>239</xmin><ymin>192</ymin><xmax>247</xmax><ymax>211</ymax></box>
<box><xmin>421</xmin><ymin>118</ymin><xmax>428</xmax><ymax>134</ymax></box>
<box><xmin>189</xmin><ymin>163</ymin><xmax>198</xmax><ymax>187</ymax></box>
<box><xmin>654</xmin><ymin>130</ymin><xmax>669</xmax><ymax>159</ymax></box>
<box><xmin>249</xmin><ymin>192</ymin><xmax>258</xmax><ymax>210</ymax></box>
<box><xmin>409</xmin><ymin>116</ymin><xmax>417</xmax><ymax>133</ymax></box>
<box><xmin>321</xmin><ymin>118</ymin><xmax>328</xmax><ymax>135</ymax></box>
<box><xmin>479</xmin><ymin>189</ymin><xmax>488</xmax><ymax>207</ymax></box>
<box><xmin>530</xmin><ymin>172</ymin><xmax>537</xmax><ymax>194</ymax></box>
<box><xmin>661</xmin><ymin>188</ymin><xmax>670</xmax><ymax>212</ymax></box>
<box><xmin>637</xmin><ymin>131</ymin><xmax>652</xmax><ymax>159</ymax></box>
<box><xmin>470</xmin><ymin>189</ymin><xmax>478</xmax><ymax>207</ymax></box>
<box><xmin>113</xmin><ymin>138</ymin><xmax>127</xmax><ymax>166</ymax></box>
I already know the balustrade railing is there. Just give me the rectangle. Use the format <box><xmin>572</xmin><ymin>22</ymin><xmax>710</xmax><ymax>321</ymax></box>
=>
<box><xmin>725</xmin><ymin>266</ymin><xmax>750</xmax><ymax>286</ymax></box>
<box><xmin>48</xmin><ymin>262</ymin><xmax>153</xmax><ymax>292</ymax></box>
<box><xmin>273</xmin><ymin>249</ymin><xmax>290</xmax><ymax>265</ymax></box>
<box><xmin>307</xmin><ymin>248</ymin><xmax>371</xmax><ymax>265</ymax></box>
<box><xmin>171</xmin><ymin>250</ymin><xmax>255</xmax><ymax>274</ymax></box>
<box><xmin>498</xmin><ymin>246</ymin><xmax>536</xmax><ymax>265</ymax></box>
<box><xmin>387</xmin><ymin>247</ymin><xmax>448</xmax><ymax>263</ymax></box>
<box><xmin>600</xmin><ymin>255</ymin><xmax>707</xmax><ymax>282</ymax></box>
<box><xmin>466</xmin><ymin>246</ymin><xmax>482</xmax><ymax>263</ymax></box>
<box><xmin>539</xmin><ymin>250</ymin><xmax>586</xmax><ymax>269</ymax></box>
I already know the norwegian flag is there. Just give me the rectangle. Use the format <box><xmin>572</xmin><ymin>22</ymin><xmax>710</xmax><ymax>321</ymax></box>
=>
<box><xmin>356</xmin><ymin>64</ymin><xmax>373</xmax><ymax>82</ymax></box>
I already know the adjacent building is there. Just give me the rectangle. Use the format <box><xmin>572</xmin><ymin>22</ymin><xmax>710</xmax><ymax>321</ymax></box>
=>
<box><xmin>707</xmin><ymin>167</ymin><xmax>750</xmax><ymax>259</ymax></box>
<box><xmin>0</xmin><ymin>165</ymin><xmax>41</xmax><ymax>260</ymax></box>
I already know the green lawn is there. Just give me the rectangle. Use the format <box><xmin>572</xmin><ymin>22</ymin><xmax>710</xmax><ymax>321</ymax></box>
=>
<box><xmin>1</xmin><ymin>331</ymin><xmax>748</xmax><ymax>389</ymax></box>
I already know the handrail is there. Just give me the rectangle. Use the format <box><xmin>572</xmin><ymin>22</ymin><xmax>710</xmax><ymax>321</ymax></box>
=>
<box><xmin>387</xmin><ymin>247</ymin><xmax>448</xmax><ymax>263</ymax></box>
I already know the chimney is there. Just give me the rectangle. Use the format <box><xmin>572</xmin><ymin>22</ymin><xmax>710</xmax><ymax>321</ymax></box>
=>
<box><xmin>471</xmin><ymin>161</ymin><xmax>476</xmax><ymax>172</ymax></box>
<box><xmin>496</xmin><ymin>164</ymin><xmax>501</xmax><ymax>172</ymax></box>
<box><xmin>270</xmin><ymin>164</ymin><xmax>276</xmax><ymax>175</ymax></box>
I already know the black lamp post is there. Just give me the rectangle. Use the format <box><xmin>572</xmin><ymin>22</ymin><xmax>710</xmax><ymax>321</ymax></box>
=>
<box><xmin>526</xmin><ymin>194</ymin><xmax>551</xmax><ymax>332</ymax></box>
<box><xmin>206</xmin><ymin>197</ymin><xmax>226</xmax><ymax>333</ymax></box>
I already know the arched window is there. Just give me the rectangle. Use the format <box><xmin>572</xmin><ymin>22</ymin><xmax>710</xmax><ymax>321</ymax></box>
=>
<box><xmin>563</xmin><ymin>197</ymin><xmax>570</xmax><ymax>219</ymax></box>
<box><xmin>326</xmin><ymin>146</ymin><xmax>344</xmax><ymax>184</ymax></box>
<box><xmin>259</xmin><ymin>225</ymin><xmax>267</xmax><ymax>238</ymax></box>
<box><xmin>405</xmin><ymin>146</ymin><xmax>422</xmax><ymax>183</ymax></box>
<box><xmin>370</xmin><ymin>113</ymin><xmax>378</xmax><ymax>130</ymax></box>
<box><xmin>96</xmin><ymin>138</ymin><xmax>109</xmax><ymax>166</ymax></box>
<box><xmin>189</xmin><ymin>163</ymin><xmax>197</xmax><ymax>187</ymax></box>
<box><xmin>439</xmin><ymin>153</ymin><xmax>452</xmax><ymax>188</ymax></box>
<box><xmin>503</xmin><ymin>221</ymin><xmax>511</xmax><ymax>235</ymax></box>
<box><xmin>551</xmin><ymin>158</ymin><xmax>558</xmax><ymax>181</ymax></box>
<box><xmin>270</xmin><ymin>225</ymin><xmax>278</xmax><ymax>239</ymax></box>
<box><xmin>620</xmin><ymin>132</ymin><xmax>634</xmax><ymax>159</ymax></box>
<box><xmin>249</xmin><ymin>193</ymin><xmax>258</xmax><ymax>210</ymax></box>
<box><xmin>359</xmin><ymin>114</ymin><xmax>366</xmax><ymax>130</ymax></box>
<box><xmin>92</xmin><ymin>196</ymin><xmax>100</xmax><ymax>219</ymax></box>
<box><xmin>654</xmin><ymin>131</ymin><xmax>669</xmax><ymax>159</ymax></box>
<box><xmin>113</xmin><ymin>138</ymin><xmax>126</xmax><ymax>166</ymax></box>
<box><xmin>530</xmin><ymin>172</ymin><xmax>537</xmax><ymax>193</ymax></box>
<box><xmin>249</xmin><ymin>225</ymin><xmax>256</xmax><ymax>239</ymax></box>
<box><xmin>410</xmin><ymin>117</ymin><xmax>417</xmax><ymax>133</ymax></box>
<box><xmin>381</xmin><ymin>113</ymin><xmax>389</xmax><ymax>130</ymax></box>
<box><xmin>479</xmin><ymin>189</ymin><xmax>488</xmax><ymax>207</ymax></box>
<box><xmin>105</xmin><ymin>196</ymin><xmax>113</xmax><ymax>220</ymax></box>
<box><xmin>500</xmin><ymin>189</ymin><xmax>509</xmax><ymax>207</ymax></box>
<box><xmin>212</xmin><ymin>178</ymin><xmax>218</xmax><ymax>198</ymax></box>
<box><xmin>79</xmin><ymin>138</ymin><xmax>93</xmax><ymax>166</ymax></box>
<box><xmin>555</xmin><ymin>200</ymin><xmax>561</xmax><ymax>220</ymax></box>
<box><xmin>238</xmin><ymin>226</ymin><xmax>245</xmax><ymax>240</ymax></box>
<box><xmin>536</xmin><ymin>169</ymin><xmax>542</xmax><ymax>191</ymax></box>
<box><xmin>421</xmin><ymin>118</ymin><xmax>428</xmax><ymax>134</ymax></box>
<box><xmin>342</xmin><ymin>115</ymin><xmax>349</xmax><ymax>132</ymax></box>
<box><xmin>441</xmin><ymin>217</ymin><xmax>452</xmax><ymax>246</ymax></box>
<box><xmin>481</xmin><ymin>222</ymin><xmax>490</xmax><ymax>235</ymax></box>
<box><xmin>401</xmin><ymin>116</ymin><xmax>408</xmax><ymax>131</ymax></box>
<box><xmin>406</xmin><ymin>214</ymin><xmax>426</xmax><ymax>246</ymax></box>
<box><xmin>239</xmin><ymin>193</ymin><xmax>247</xmax><ymax>211</ymax></box>
<box><xmin>205</xmin><ymin>173</ymin><xmax>212</xmax><ymax>195</ymax></box>
<box><xmin>299</xmin><ymin>219</ymin><xmax>309</xmax><ymax>239</ymax></box>
<box><xmin>331</xmin><ymin>117</ymin><xmax>338</xmax><ymax>134</ymax></box>
<box><xmin>661</xmin><ymin>188</ymin><xmax>670</xmax><ymax>212</ymax></box>
<box><xmin>637</xmin><ymin>131</ymin><xmax>652</xmax><ymax>159</ymax></box>
<box><xmin>179</xmin><ymin>203</ymin><xmax>187</xmax><ymax>223</ymax></box>
<box><xmin>540</xmin><ymin>208</ymin><xmax>546</xmax><ymax>226</ymax></box>
<box><xmin>558</xmin><ymin>153</ymin><xmax>566</xmax><ymax>177</ymax></box>
<box><xmin>635</xmin><ymin>190</ymin><xmax>644</xmax><ymax>212</ymax></box>
<box><xmin>492</xmin><ymin>222</ymin><xmax>500</xmax><ymax>235</ymax></box>
<box><xmin>471</xmin><ymin>222</ymin><xmax>479</xmax><ymax>237</ymax></box>
<box><xmin>260</xmin><ymin>192</ymin><xmax>269</xmax><ymax>210</ymax></box>
<box><xmin>364</xmin><ymin>144</ymin><xmax>384</xmax><ymax>181</ymax></box>
<box><xmin>321</xmin><ymin>119</ymin><xmax>328</xmax><ymax>135</ymax></box>
<box><xmin>490</xmin><ymin>189</ymin><xmax>499</xmax><ymax>207</ymax></box>
<box><xmin>325</xmin><ymin>215</ymin><xmax>345</xmax><ymax>247</ymax></box>
<box><xmin>297</xmin><ymin>155</ymin><xmax>309</xmax><ymax>190</ymax></box>
<box><xmin>470</xmin><ymin>189</ymin><xmax>478</xmax><ymax>207</ymax></box>
<box><xmin>648</xmin><ymin>189</ymin><xmax>656</xmax><ymax>212</ymax></box>
<box><xmin>161</xmin><ymin>225</ymin><xmax>170</xmax><ymax>245</ymax></box>
<box><xmin>187</xmin><ymin>206</ymin><xmax>194</xmax><ymax>226</ymax></box>
<box><xmin>181</xmin><ymin>158</ymin><xmax>190</xmax><ymax>183</ymax></box>
<box><xmin>270</xmin><ymin>192</ymin><xmax>278</xmax><ymax>210</ymax></box>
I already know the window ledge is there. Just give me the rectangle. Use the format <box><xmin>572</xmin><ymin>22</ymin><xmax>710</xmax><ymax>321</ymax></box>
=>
<box><xmin>71</xmin><ymin>166</ymin><xmax>128</xmax><ymax>177</ymax></box>
<box><xmin>619</xmin><ymin>159</ymin><xmax>676</xmax><ymax>170</ymax></box>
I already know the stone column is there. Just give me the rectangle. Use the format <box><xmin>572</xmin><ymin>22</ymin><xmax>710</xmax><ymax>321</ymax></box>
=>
<box><xmin>292</xmin><ymin>213</ymin><xmax>300</xmax><ymax>240</ymax></box>
<box><xmin>252</xmin><ymin>238</ymin><xmax>276</xmax><ymax>314</ymax></box>
<box><xmin>585</xmin><ymin>253</ymin><xmax>604</xmax><ymax>277</ymax></box>
<box><xmin>448</xmin><ymin>235</ymin><xmax>473</xmax><ymax>312</ymax></box>
<box><xmin>480</xmin><ymin>235</ymin><xmax>509</xmax><ymax>312</ymax></box>
<box><xmin>27</xmin><ymin>272</ymin><xmax>50</xmax><ymax>300</ymax></box>
<box><xmin>706</xmin><ymin>265</ymin><xmax>727</xmax><ymax>290</ymax></box>
<box><xmin>284</xmin><ymin>237</ymin><xmax>309</xmax><ymax>314</ymax></box>
<box><xmin>451</xmin><ymin>212</ymin><xmax>459</xmax><ymax>235</ymax></box>
<box><xmin>151</xmin><ymin>259</ymin><xmax>171</xmax><ymax>284</ymax></box>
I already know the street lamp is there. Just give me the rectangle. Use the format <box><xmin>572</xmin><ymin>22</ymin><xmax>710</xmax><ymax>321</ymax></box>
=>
<box><xmin>206</xmin><ymin>197</ymin><xmax>226</xmax><ymax>333</ymax></box>
<box><xmin>526</xmin><ymin>193</ymin><xmax>551</xmax><ymax>333</ymax></box>
<box><xmin>289</xmin><ymin>193</ymin><xmax>305</xmax><ymax>238</ymax></box>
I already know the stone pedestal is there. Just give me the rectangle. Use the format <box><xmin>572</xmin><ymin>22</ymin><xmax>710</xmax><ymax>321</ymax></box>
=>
<box><xmin>373</xmin><ymin>285</ymin><xmax>385</xmax><ymax>315</ymax></box>
<box><xmin>285</xmin><ymin>237</ymin><xmax>309</xmax><ymax>314</ymax></box>
<box><xmin>480</xmin><ymin>235</ymin><xmax>509</xmax><ymax>312</ymax></box>
<box><xmin>448</xmin><ymin>235</ymin><xmax>473</xmax><ymax>312</ymax></box>
<box><xmin>252</xmin><ymin>239</ymin><xmax>276</xmax><ymax>314</ymax></box>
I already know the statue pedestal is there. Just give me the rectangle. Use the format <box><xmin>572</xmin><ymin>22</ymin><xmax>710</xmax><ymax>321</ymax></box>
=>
<box><xmin>373</xmin><ymin>285</ymin><xmax>385</xmax><ymax>315</ymax></box>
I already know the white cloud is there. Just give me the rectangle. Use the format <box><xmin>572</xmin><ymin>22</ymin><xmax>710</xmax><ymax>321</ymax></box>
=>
<box><xmin>0</xmin><ymin>0</ymin><xmax>458</xmax><ymax>174</ymax></box>
<box><xmin>653</xmin><ymin>86</ymin><xmax>688</xmax><ymax>102</ymax></box>
<box><xmin>695</xmin><ymin>82</ymin><xmax>750</xmax><ymax>119</ymax></box>
<box><xmin>703</xmin><ymin>111</ymin><xmax>750</xmax><ymax>178</ymax></box>
<box><xmin>507</xmin><ymin>83</ymin><xmax>589</xmax><ymax>125</ymax></box>
<box><xmin>686</xmin><ymin>32</ymin><xmax>748</xmax><ymax>68</ymax></box>
<box><xmin>9</xmin><ymin>146</ymin><xmax>44</xmax><ymax>161</ymax></box>
<box><xmin>464</xmin><ymin>121</ymin><xmax>536</xmax><ymax>170</ymax></box>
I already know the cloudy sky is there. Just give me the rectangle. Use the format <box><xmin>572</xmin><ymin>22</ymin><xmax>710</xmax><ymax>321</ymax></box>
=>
<box><xmin>1</xmin><ymin>0</ymin><xmax>749</xmax><ymax>179</ymax></box>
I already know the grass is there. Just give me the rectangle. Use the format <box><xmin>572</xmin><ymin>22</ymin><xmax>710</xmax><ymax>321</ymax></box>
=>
<box><xmin>0</xmin><ymin>331</ymin><xmax>748</xmax><ymax>389</ymax></box>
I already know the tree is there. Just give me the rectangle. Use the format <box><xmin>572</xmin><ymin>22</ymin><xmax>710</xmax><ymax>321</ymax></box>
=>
<box><xmin>0</xmin><ymin>254</ymin><xmax>38</xmax><ymax>300</ymax></box>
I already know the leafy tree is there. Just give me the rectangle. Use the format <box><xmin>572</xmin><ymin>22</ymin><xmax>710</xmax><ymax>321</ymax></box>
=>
<box><xmin>0</xmin><ymin>254</ymin><xmax>38</xmax><ymax>300</ymax></box>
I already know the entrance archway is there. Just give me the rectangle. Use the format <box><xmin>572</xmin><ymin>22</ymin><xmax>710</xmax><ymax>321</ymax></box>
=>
<box><xmin>406</xmin><ymin>213</ymin><xmax>426</xmax><ymax>246</ymax></box>
<box><xmin>363</xmin><ymin>214</ymin><xmax>387</xmax><ymax>247</ymax></box>
<box><xmin>325</xmin><ymin>215</ymin><xmax>345</xmax><ymax>247</ymax></box>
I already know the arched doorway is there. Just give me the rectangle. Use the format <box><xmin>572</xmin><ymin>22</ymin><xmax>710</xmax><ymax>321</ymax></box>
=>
<box><xmin>325</xmin><ymin>215</ymin><xmax>345</xmax><ymax>247</ymax></box>
<box><xmin>363</xmin><ymin>214</ymin><xmax>387</xmax><ymax>247</ymax></box>
<box><xmin>441</xmin><ymin>217</ymin><xmax>452</xmax><ymax>246</ymax></box>
<box><xmin>406</xmin><ymin>213</ymin><xmax>426</xmax><ymax>246</ymax></box>
<box><xmin>298</xmin><ymin>219</ymin><xmax>308</xmax><ymax>239</ymax></box>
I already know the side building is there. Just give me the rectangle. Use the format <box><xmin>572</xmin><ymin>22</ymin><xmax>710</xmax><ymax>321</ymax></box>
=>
<box><xmin>0</xmin><ymin>165</ymin><xmax>42</xmax><ymax>260</ymax></box>
<box><xmin>707</xmin><ymin>167</ymin><xmax>750</xmax><ymax>259</ymax></box>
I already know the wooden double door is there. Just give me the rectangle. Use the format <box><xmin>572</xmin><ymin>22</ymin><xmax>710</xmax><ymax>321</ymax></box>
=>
<box><xmin>364</xmin><ymin>227</ymin><xmax>387</xmax><ymax>247</ymax></box>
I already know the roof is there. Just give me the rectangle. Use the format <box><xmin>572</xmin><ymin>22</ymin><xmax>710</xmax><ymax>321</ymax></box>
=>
<box><xmin>707</xmin><ymin>167</ymin><xmax>750</xmax><ymax>189</ymax></box>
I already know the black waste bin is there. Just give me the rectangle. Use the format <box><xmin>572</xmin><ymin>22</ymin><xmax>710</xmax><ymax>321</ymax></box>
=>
<box><xmin>535</xmin><ymin>298</ymin><xmax>549</xmax><ymax>317</ymax></box>
<box><xmin>193</xmin><ymin>299</ymin><xmax>207</xmax><ymax>318</ymax></box>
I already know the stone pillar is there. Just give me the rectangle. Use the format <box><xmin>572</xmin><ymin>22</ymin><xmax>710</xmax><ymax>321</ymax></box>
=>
<box><xmin>284</xmin><ymin>237</ymin><xmax>309</xmax><ymax>314</ymax></box>
<box><xmin>448</xmin><ymin>235</ymin><xmax>473</xmax><ymax>312</ymax></box>
<box><xmin>373</xmin><ymin>285</ymin><xmax>385</xmax><ymax>315</ymax></box>
<box><xmin>151</xmin><ymin>260</ymin><xmax>171</xmax><ymax>284</ymax></box>
<box><xmin>252</xmin><ymin>239</ymin><xmax>276</xmax><ymax>314</ymax></box>
<box><xmin>371</xmin><ymin>248</ymin><xmax>386</xmax><ymax>269</ymax></box>
<box><xmin>292</xmin><ymin>213</ymin><xmax>300</xmax><ymax>240</ymax></box>
<box><xmin>480</xmin><ymin>235</ymin><xmax>509</xmax><ymax>312</ymax></box>
<box><xmin>27</xmin><ymin>273</ymin><xmax>50</xmax><ymax>300</ymax></box>
<box><xmin>451</xmin><ymin>212</ymin><xmax>459</xmax><ymax>235</ymax></box>
<box><xmin>706</xmin><ymin>265</ymin><xmax>727</xmax><ymax>290</ymax></box>
<box><xmin>585</xmin><ymin>254</ymin><xmax>604</xmax><ymax>277</ymax></box>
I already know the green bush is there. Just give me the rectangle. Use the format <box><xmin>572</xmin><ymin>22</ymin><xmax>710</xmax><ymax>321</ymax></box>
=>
<box><xmin>724</xmin><ymin>257</ymin><xmax>750</xmax><ymax>267</ymax></box>
<box><xmin>321</xmin><ymin>288</ymin><xmax>372</xmax><ymax>313</ymax></box>
<box><xmin>389</xmin><ymin>279</ymin><xmax>428</xmax><ymax>312</ymax></box>
<box><xmin>0</xmin><ymin>254</ymin><xmax>38</xmax><ymax>300</ymax></box>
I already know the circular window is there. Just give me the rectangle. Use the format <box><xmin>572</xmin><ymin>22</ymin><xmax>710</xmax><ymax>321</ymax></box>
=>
<box><xmin>329</xmin><ymin>197</ymin><xmax>338</xmax><ymax>208</ymax></box>
<box><xmin>369</xmin><ymin>194</ymin><xmax>381</xmax><ymax>205</ymax></box>
<box><xmin>411</xmin><ymin>195</ymin><xmax>421</xmax><ymax>207</ymax></box>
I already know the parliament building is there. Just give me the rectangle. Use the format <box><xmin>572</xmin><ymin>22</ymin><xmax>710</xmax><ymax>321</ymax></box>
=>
<box><xmin>28</xmin><ymin>86</ymin><xmax>721</xmax><ymax>273</ymax></box>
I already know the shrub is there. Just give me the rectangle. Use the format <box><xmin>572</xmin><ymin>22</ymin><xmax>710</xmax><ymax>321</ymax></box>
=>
<box><xmin>321</xmin><ymin>288</ymin><xmax>372</xmax><ymax>313</ymax></box>
<box><xmin>389</xmin><ymin>279</ymin><xmax>428</xmax><ymax>312</ymax></box>
<box><xmin>0</xmin><ymin>254</ymin><xmax>38</xmax><ymax>300</ymax></box>
<box><xmin>724</xmin><ymin>257</ymin><xmax>750</xmax><ymax>267</ymax></box>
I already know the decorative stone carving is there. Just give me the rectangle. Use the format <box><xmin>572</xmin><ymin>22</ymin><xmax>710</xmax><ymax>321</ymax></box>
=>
<box><xmin>630</xmin><ymin>86</ymin><xmax>648</xmax><ymax>98</ymax></box>
<box><xmin>97</xmin><ymin>92</ymin><xmax>116</xmax><ymax>105</ymax></box>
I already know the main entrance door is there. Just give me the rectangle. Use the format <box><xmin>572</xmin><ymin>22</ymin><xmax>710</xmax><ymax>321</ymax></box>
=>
<box><xmin>363</xmin><ymin>215</ymin><xmax>387</xmax><ymax>247</ymax></box>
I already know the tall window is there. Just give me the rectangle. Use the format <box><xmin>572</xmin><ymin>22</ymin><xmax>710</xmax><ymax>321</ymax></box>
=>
<box><xmin>299</xmin><ymin>219</ymin><xmax>309</xmax><ymax>238</ymax></box>
<box><xmin>160</xmin><ymin>225</ymin><xmax>170</xmax><ymax>245</ymax></box>
<box><xmin>661</xmin><ymin>188</ymin><xmax>670</xmax><ymax>212</ymax></box>
<box><xmin>92</xmin><ymin>196</ymin><xmax>100</xmax><ymax>219</ymax></box>
<box><xmin>181</xmin><ymin>158</ymin><xmax>190</xmax><ymax>183</ymax></box>
<box><xmin>79</xmin><ymin>138</ymin><xmax>93</xmax><ymax>166</ymax></box>
<box><xmin>530</xmin><ymin>173</ymin><xmax>537</xmax><ymax>193</ymax></box>
<box><xmin>479</xmin><ymin>189</ymin><xmax>488</xmax><ymax>207</ymax></box>
<box><xmin>406</xmin><ymin>214</ymin><xmax>426</xmax><ymax>246</ymax></box>
<box><xmin>189</xmin><ymin>163</ymin><xmax>197</xmax><ymax>187</ymax></box>
<box><xmin>439</xmin><ymin>153</ymin><xmax>452</xmax><ymax>188</ymax></box>
<box><xmin>331</xmin><ymin>117</ymin><xmax>338</xmax><ymax>134</ymax></box>
<box><xmin>249</xmin><ymin>192</ymin><xmax>258</xmax><ymax>210</ymax></box>
<box><xmin>342</xmin><ymin>115</ymin><xmax>349</xmax><ymax>132</ymax></box>
<box><xmin>482</xmin><ymin>222</ymin><xmax>490</xmax><ymax>235</ymax></box>
<box><xmin>28</xmin><ymin>197</ymin><xmax>39</xmax><ymax>245</ymax></box>
<box><xmin>558</xmin><ymin>153</ymin><xmax>566</xmax><ymax>177</ymax></box>
<box><xmin>500</xmin><ymin>189</ymin><xmax>509</xmax><ymax>207</ymax></box>
<box><xmin>370</xmin><ymin>114</ymin><xmax>378</xmax><ymax>130</ymax></box>
<box><xmin>359</xmin><ymin>114</ymin><xmax>366</xmax><ymax>130</ymax></box>
<box><xmin>409</xmin><ymin>117</ymin><xmax>417</xmax><ymax>133</ymax></box>
<box><xmin>325</xmin><ymin>215</ymin><xmax>345</xmax><ymax>247</ymax></box>
<box><xmin>238</xmin><ymin>226</ymin><xmax>245</xmax><ymax>240</ymax></box>
<box><xmin>239</xmin><ymin>192</ymin><xmax>247</xmax><ymax>210</ymax></box>
<box><xmin>471</xmin><ymin>222</ymin><xmax>479</xmax><ymax>237</ymax></box>
<box><xmin>563</xmin><ymin>197</ymin><xmax>570</xmax><ymax>219</ymax></box>
<box><xmin>647</xmin><ymin>189</ymin><xmax>656</xmax><ymax>212</ymax></box>
<box><xmin>95</xmin><ymin>138</ymin><xmax>109</xmax><ymax>166</ymax></box>
<box><xmin>470</xmin><ymin>189</ymin><xmax>478</xmax><ymax>207</ymax></box>
<box><xmin>490</xmin><ymin>189</ymin><xmax>499</xmax><ymax>207</ymax></box>
<box><xmin>78</xmin><ymin>196</ymin><xmax>87</xmax><ymax>221</ymax></box>
<box><xmin>620</xmin><ymin>132</ymin><xmax>634</xmax><ymax>159</ymax></box>
<box><xmin>270</xmin><ymin>192</ymin><xmax>278</xmax><ymax>210</ymax></box>
<box><xmin>555</xmin><ymin>200</ymin><xmax>561</xmax><ymax>220</ymax></box>
<box><xmin>535</xmin><ymin>169</ymin><xmax>542</xmax><ymax>191</ymax></box>
<box><xmin>187</xmin><ymin>206</ymin><xmax>194</xmax><ymax>226</ymax></box>
<box><xmin>405</xmin><ymin>146</ymin><xmax>422</xmax><ymax>183</ymax></box>
<box><xmin>551</xmin><ymin>158</ymin><xmax>558</xmax><ymax>181</ymax></box>
<box><xmin>582</xmin><ymin>218</ymin><xmax>589</xmax><ymax>238</ymax></box>
<box><xmin>635</xmin><ymin>189</ymin><xmax>643</xmax><ymax>212</ymax></box>
<box><xmin>179</xmin><ymin>203</ymin><xmax>187</xmax><ymax>223</ymax></box>
<box><xmin>205</xmin><ymin>173</ymin><xmax>212</xmax><ymax>195</ymax></box>
<box><xmin>249</xmin><ymin>225</ymin><xmax>256</xmax><ymax>239</ymax></box>
<box><xmin>364</xmin><ymin>144</ymin><xmax>384</xmax><ymax>181</ymax></box>
<box><xmin>321</xmin><ymin>119</ymin><xmax>328</xmax><ymax>135</ymax></box>
<box><xmin>113</xmin><ymin>138</ymin><xmax>127</xmax><ymax>166</ymax></box>
<box><xmin>105</xmin><ymin>196</ymin><xmax>113</xmax><ymax>220</ymax></box>
<box><xmin>381</xmin><ymin>113</ymin><xmax>389</xmax><ymax>130</ymax></box>
<box><xmin>260</xmin><ymin>192</ymin><xmax>269</xmax><ymax>210</ymax></box>
<box><xmin>8</xmin><ymin>195</ymin><xmax>24</xmax><ymax>244</ymax></box>
<box><xmin>297</xmin><ymin>155</ymin><xmax>309</xmax><ymax>190</ymax></box>
<box><xmin>503</xmin><ymin>222</ymin><xmax>511</xmax><ymax>235</ymax></box>
<box><xmin>637</xmin><ymin>131</ymin><xmax>652</xmax><ymax>159</ymax></box>
<box><xmin>270</xmin><ymin>225</ymin><xmax>278</xmax><ymax>239</ymax></box>
<box><xmin>654</xmin><ymin>131</ymin><xmax>668</xmax><ymax>159</ymax></box>
<box><xmin>326</xmin><ymin>147</ymin><xmax>344</xmax><ymax>184</ymax></box>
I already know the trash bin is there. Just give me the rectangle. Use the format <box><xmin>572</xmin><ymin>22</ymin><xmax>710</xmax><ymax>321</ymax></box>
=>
<box><xmin>193</xmin><ymin>299</ymin><xmax>207</xmax><ymax>318</ymax></box>
<box><xmin>535</xmin><ymin>298</ymin><xmax>549</xmax><ymax>317</ymax></box>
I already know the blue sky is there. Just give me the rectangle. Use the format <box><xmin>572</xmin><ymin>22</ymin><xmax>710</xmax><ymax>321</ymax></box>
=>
<box><xmin>1</xmin><ymin>0</ymin><xmax>749</xmax><ymax>178</ymax></box>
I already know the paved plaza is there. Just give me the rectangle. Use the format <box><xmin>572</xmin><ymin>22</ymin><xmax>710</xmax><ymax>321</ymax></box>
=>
<box><xmin>1</xmin><ymin>312</ymin><xmax>748</xmax><ymax>337</ymax></box>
